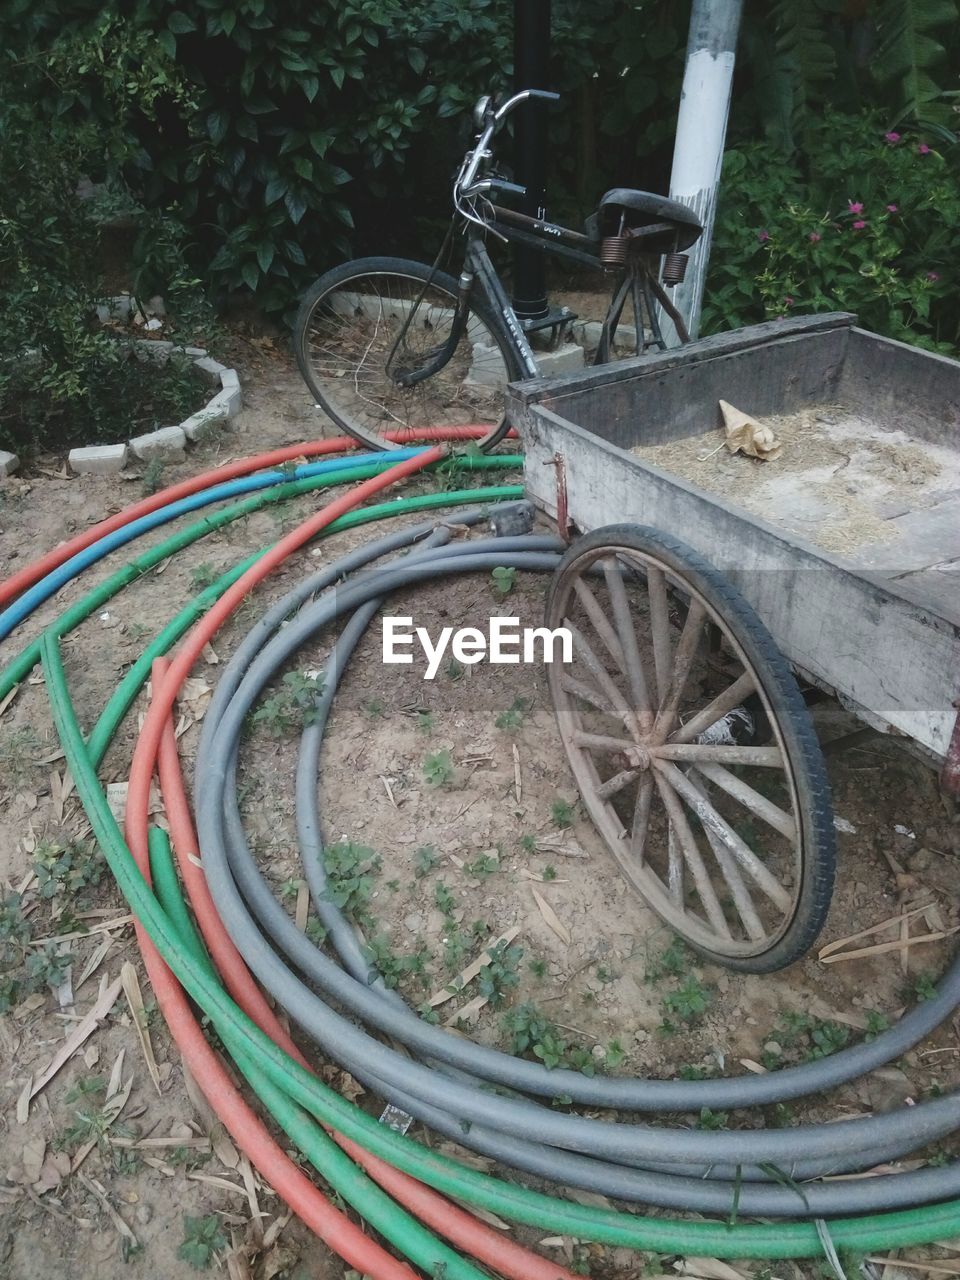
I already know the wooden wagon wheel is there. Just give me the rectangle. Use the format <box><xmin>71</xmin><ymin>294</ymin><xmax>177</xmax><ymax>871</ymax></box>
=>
<box><xmin>545</xmin><ymin>524</ymin><xmax>836</xmax><ymax>972</ymax></box>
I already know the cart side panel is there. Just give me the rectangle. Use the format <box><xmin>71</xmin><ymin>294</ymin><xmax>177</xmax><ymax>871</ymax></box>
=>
<box><xmin>842</xmin><ymin>328</ymin><xmax>960</xmax><ymax>444</ymax></box>
<box><xmin>513</xmin><ymin>314</ymin><xmax>854</xmax><ymax>449</ymax></box>
<box><xmin>518</xmin><ymin>404</ymin><xmax>959</xmax><ymax>760</ymax></box>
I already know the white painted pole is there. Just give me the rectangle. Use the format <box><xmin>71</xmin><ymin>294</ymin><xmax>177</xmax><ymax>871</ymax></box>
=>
<box><xmin>662</xmin><ymin>0</ymin><xmax>744</xmax><ymax>344</ymax></box>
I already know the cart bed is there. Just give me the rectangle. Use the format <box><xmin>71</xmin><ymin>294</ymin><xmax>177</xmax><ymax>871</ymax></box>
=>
<box><xmin>509</xmin><ymin>313</ymin><xmax>960</xmax><ymax>761</ymax></box>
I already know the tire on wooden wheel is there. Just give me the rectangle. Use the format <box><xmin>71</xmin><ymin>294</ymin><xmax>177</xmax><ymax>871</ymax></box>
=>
<box><xmin>545</xmin><ymin>523</ymin><xmax>835</xmax><ymax>973</ymax></box>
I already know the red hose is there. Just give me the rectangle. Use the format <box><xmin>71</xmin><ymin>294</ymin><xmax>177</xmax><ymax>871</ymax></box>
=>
<box><xmin>0</xmin><ymin>426</ymin><xmax>495</xmax><ymax>607</ymax></box>
<box><xmin>153</xmin><ymin>667</ymin><xmax>576</xmax><ymax>1280</ymax></box>
<box><xmin>122</xmin><ymin>453</ymin><xmax>572</xmax><ymax>1279</ymax></box>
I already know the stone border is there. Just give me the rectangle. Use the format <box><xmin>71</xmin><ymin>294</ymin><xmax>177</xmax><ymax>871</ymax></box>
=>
<box><xmin>63</xmin><ymin>340</ymin><xmax>242</xmax><ymax>476</ymax></box>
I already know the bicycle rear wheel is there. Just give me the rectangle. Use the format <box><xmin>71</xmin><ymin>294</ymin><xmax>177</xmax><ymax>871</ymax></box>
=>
<box><xmin>294</xmin><ymin>256</ymin><xmax>520</xmax><ymax>451</ymax></box>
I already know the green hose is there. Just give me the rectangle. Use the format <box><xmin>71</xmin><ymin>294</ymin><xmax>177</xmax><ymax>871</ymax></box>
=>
<box><xmin>83</xmin><ymin>485</ymin><xmax>523</xmax><ymax>767</ymax></box>
<box><xmin>147</xmin><ymin>826</ymin><xmax>494</xmax><ymax>1280</ymax></box>
<box><xmin>41</xmin><ymin>603</ymin><xmax>960</xmax><ymax>1259</ymax></box>
<box><xmin>0</xmin><ymin>455</ymin><xmax>522</xmax><ymax>701</ymax></box>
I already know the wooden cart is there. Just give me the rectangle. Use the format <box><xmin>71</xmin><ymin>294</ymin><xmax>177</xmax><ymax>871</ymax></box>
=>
<box><xmin>507</xmin><ymin>311</ymin><xmax>960</xmax><ymax>970</ymax></box>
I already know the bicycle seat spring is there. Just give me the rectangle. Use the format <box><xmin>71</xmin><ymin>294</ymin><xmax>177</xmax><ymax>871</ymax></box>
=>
<box><xmin>599</xmin><ymin>234</ymin><xmax>630</xmax><ymax>267</ymax></box>
<box><xmin>661</xmin><ymin>251</ymin><xmax>689</xmax><ymax>286</ymax></box>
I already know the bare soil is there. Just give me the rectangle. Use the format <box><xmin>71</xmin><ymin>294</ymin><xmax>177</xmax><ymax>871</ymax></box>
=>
<box><xmin>1</xmin><ymin>334</ymin><xmax>959</xmax><ymax>1280</ymax></box>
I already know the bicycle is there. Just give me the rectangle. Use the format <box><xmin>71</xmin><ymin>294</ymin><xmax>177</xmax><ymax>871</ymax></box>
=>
<box><xmin>294</xmin><ymin>89</ymin><xmax>703</xmax><ymax>451</ymax></box>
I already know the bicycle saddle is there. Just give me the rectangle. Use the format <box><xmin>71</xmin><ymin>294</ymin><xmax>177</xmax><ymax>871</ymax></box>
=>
<box><xmin>585</xmin><ymin>188</ymin><xmax>703</xmax><ymax>253</ymax></box>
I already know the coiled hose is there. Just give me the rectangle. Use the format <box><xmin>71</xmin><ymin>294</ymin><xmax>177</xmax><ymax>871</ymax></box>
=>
<box><xmin>4</xmin><ymin>432</ymin><xmax>960</xmax><ymax>1270</ymax></box>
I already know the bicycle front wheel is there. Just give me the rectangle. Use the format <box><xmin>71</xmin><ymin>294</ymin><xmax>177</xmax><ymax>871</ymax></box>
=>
<box><xmin>294</xmin><ymin>256</ymin><xmax>520</xmax><ymax>451</ymax></box>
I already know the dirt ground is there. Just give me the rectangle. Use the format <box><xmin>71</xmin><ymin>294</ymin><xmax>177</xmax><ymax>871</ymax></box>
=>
<box><xmin>1</xmin><ymin>333</ymin><xmax>959</xmax><ymax>1280</ymax></box>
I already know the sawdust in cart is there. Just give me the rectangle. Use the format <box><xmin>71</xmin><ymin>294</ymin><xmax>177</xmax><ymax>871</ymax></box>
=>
<box><xmin>631</xmin><ymin>405</ymin><xmax>956</xmax><ymax>555</ymax></box>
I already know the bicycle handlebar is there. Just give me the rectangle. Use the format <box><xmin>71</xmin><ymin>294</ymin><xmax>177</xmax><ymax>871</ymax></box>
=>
<box><xmin>457</xmin><ymin>89</ymin><xmax>559</xmax><ymax>202</ymax></box>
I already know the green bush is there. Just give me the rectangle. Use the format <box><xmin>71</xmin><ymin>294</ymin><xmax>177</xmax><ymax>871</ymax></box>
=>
<box><xmin>704</xmin><ymin>113</ymin><xmax>959</xmax><ymax>351</ymax></box>
<box><xmin>0</xmin><ymin>39</ymin><xmax>212</xmax><ymax>456</ymax></box>
<box><xmin>0</xmin><ymin>1</ymin><xmax>692</xmax><ymax>318</ymax></box>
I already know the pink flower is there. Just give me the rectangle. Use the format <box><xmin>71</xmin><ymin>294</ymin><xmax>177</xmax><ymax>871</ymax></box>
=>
<box><xmin>758</xmin><ymin>229</ymin><xmax>770</xmax><ymax>243</ymax></box>
<box><xmin>852</xmin><ymin>219</ymin><xmax>867</xmax><ymax>229</ymax></box>
<box><xmin>886</xmin><ymin>204</ymin><xmax>898</xmax><ymax>213</ymax></box>
<box><xmin>884</xmin><ymin>131</ymin><xmax>901</xmax><ymax>143</ymax></box>
<box><xmin>809</xmin><ymin>231</ymin><xmax>822</xmax><ymax>242</ymax></box>
<box><xmin>848</xmin><ymin>201</ymin><xmax>864</xmax><ymax>214</ymax></box>
<box><xmin>783</xmin><ymin>296</ymin><xmax>794</xmax><ymax>307</ymax></box>
<box><xmin>918</xmin><ymin>144</ymin><xmax>930</xmax><ymax>155</ymax></box>
<box><xmin>927</xmin><ymin>271</ymin><xmax>940</xmax><ymax>282</ymax></box>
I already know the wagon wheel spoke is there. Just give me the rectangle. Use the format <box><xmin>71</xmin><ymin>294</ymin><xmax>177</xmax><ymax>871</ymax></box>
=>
<box><xmin>646</xmin><ymin>565</ymin><xmax>672</xmax><ymax>704</ymax></box>
<box><xmin>671</xmin><ymin>670</ymin><xmax>756</xmax><ymax>745</ymax></box>
<box><xmin>655</xmin><ymin>743</ymin><xmax>783</xmax><ymax>767</ymax></box>
<box><xmin>654</xmin><ymin>759</ymin><xmax>792</xmax><ymax>910</ymax></box>
<box><xmin>693</xmin><ymin>761</ymin><xmax>797</xmax><ymax>841</ymax></box>
<box><xmin>653</xmin><ymin>769</ymin><xmax>732</xmax><ymax>938</ymax></box>
<box><xmin>573</xmin><ymin>577</ymin><xmax>626</xmax><ymax>670</ymax></box>
<box><xmin>561</xmin><ymin>674</ymin><xmax>620</xmax><ymax>720</ymax></box>
<box><xmin>630</xmin><ymin>774</ymin><xmax>655</xmax><ymax>863</ymax></box>
<box><xmin>564</xmin><ymin>620</ymin><xmax>637</xmax><ymax>731</ymax></box>
<box><xmin>653</xmin><ymin>600</ymin><xmax>707</xmax><ymax>737</ymax></box>
<box><xmin>686</xmin><ymin>768</ymin><xmax>766</xmax><ymax>941</ymax></box>
<box><xmin>596</xmin><ymin>767</ymin><xmax>639</xmax><ymax>801</ymax></box>
<box><xmin>602</xmin><ymin>558</ymin><xmax>654</xmax><ymax>728</ymax></box>
<box><xmin>667</xmin><ymin>827</ymin><xmax>684</xmax><ymax>905</ymax></box>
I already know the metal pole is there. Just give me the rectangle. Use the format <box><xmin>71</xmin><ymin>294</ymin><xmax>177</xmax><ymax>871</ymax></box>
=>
<box><xmin>511</xmin><ymin>0</ymin><xmax>550</xmax><ymax>322</ymax></box>
<box><xmin>663</xmin><ymin>0</ymin><xmax>743</xmax><ymax>343</ymax></box>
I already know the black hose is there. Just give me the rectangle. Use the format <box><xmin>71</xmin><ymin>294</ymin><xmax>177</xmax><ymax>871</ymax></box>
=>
<box><xmin>193</xmin><ymin>515</ymin><xmax>960</xmax><ymax>1218</ymax></box>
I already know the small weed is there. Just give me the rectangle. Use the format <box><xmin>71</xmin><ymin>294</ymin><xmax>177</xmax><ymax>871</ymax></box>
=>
<box><xmin>445</xmin><ymin>659</ymin><xmax>464</xmax><ymax>681</ymax></box>
<box><xmin>519</xmin><ymin>833</ymin><xmax>537</xmax><ymax>853</ymax></box>
<box><xmin>434</xmin><ymin>881</ymin><xmax>456</xmax><ymax>916</ymax></box>
<box><xmin>251</xmin><ymin>671</ymin><xmax>323</xmax><ymax>737</ymax></box>
<box><xmin>679</xmin><ymin>1062</ymin><xmax>717</xmax><ymax>1081</ymax></box>
<box><xmin>443</xmin><ymin>927</ymin><xmax>469</xmax><ymax>974</ymax></box>
<box><xmin>416</xmin><ymin>710</ymin><xmax>435</xmax><ymax>735</ymax></box>
<box><xmin>661</xmin><ymin>975</ymin><xmax>711</xmax><ymax>1024</ymax></box>
<box><xmin>126</xmin><ymin>620</ymin><xmax>150</xmax><ymax>643</ymax></box>
<box><xmin>141</xmin><ymin>458</ymin><xmax>166</xmax><ymax>496</ymax></box>
<box><xmin>423</xmin><ymin>749</ymin><xmax>454</xmax><ymax>787</ymax></box>
<box><xmin>528</xmin><ymin>956</ymin><xmax>547</xmax><ymax>980</ymax></box>
<box><xmin>604</xmin><ymin>1038</ymin><xmax>626</xmax><ymax>1069</ymax></box>
<box><xmin>189</xmin><ymin>562</ymin><xmax>218</xmax><ymax>590</ymax></box>
<box><xmin>305</xmin><ymin>919</ymin><xmax>328</xmax><ymax>945</ymax></box>
<box><xmin>178</xmin><ymin>1214</ymin><xmax>227</xmax><ymax>1270</ymax></box>
<box><xmin>595</xmin><ymin>963</ymin><xmax>618</xmax><ymax>983</ymax></box>
<box><xmin>364</xmin><ymin>698</ymin><xmax>386</xmax><ymax>719</ymax></box>
<box><xmin>478</xmin><ymin>939</ymin><xmax>523</xmax><ymax>1008</ymax></box>
<box><xmin>697</xmin><ymin>1106</ymin><xmax>728</xmax><ymax>1129</ymax></box>
<box><xmin>495</xmin><ymin>697</ymin><xmax>531</xmax><ymax>731</ymax></box>
<box><xmin>644</xmin><ymin>937</ymin><xmax>691</xmax><ymax>984</ymax></box>
<box><xmin>550</xmin><ymin>798</ymin><xmax>574</xmax><ymax>829</ymax></box>
<box><xmin>541</xmin><ymin>864</ymin><xmax>557</xmax><ymax>882</ymax></box>
<box><xmin>491</xmin><ymin>565</ymin><xmax>516</xmax><ymax>597</ymax></box>
<box><xmin>0</xmin><ymin>726</ymin><xmax>46</xmax><ymax>789</ymax></box>
<box><xmin>864</xmin><ymin>1009</ymin><xmax>891</xmax><ymax>1040</ymax></box>
<box><xmin>32</xmin><ymin>838</ymin><xmax>102</xmax><ymax>901</ymax></box>
<box><xmin>466</xmin><ymin>853</ymin><xmax>499</xmax><ymax>879</ymax></box>
<box><xmin>914</xmin><ymin>971</ymin><xmax>937</xmax><ymax>1002</ymax></box>
<box><xmin>321</xmin><ymin>841</ymin><xmax>381</xmax><ymax>925</ymax></box>
<box><xmin>414</xmin><ymin>845</ymin><xmax>440</xmax><ymax>878</ymax></box>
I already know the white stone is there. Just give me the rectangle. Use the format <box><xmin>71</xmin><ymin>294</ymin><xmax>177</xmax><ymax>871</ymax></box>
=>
<box><xmin>133</xmin><ymin>339</ymin><xmax>174</xmax><ymax>363</ymax></box>
<box><xmin>95</xmin><ymin>294</ymin><xmax>133</xmax><ymax>323</ymax></box>
<box><xmin>0</xmin><ymin>450</ymin><xmax>20</xmax><ymax>477</ymax></box>
<box><xmin>180</xmin><ymin>409</ymin><xmax>227</xmax><ymax>442</ymax></box>
<box><xmin>68</xmin><ymin>443</ymin><xmax>128</xmax><ymax>475</ymax></box>
<box><xmin>533</xmin><ymin>342</ymin><xmax>585</xmax><ymax>376</ymax></box>
<box><xmin>130</xmin><ymin>426</ymin><xmax>186</xmax><ymax>460</ymax></box>
<box><xmin>219</xmin><ymin>367</ymin><xmax>240</xmax><ymax>392</ymax></box>
<box><xmin>182</xmin><ymin>346</ymin><xmax>208</xmax><ymax>357</ymax></box>
<box><xmin>194</xmin><ymin>356</ymin><xmax>229</xmax><ymax>383</ymax></box>
<box><xmin>206</xmin><ymin>386</ymin><xmax>242</xmax><ymax>418</ymax></box>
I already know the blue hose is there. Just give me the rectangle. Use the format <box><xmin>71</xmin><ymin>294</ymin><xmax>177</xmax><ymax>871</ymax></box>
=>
<box><xmin>0</xmin><ymin>449</ymin><xmax>428</xmax><ymax>642</ymax></box>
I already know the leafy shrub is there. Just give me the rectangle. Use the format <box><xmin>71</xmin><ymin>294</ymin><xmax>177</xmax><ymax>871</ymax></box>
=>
<box><xmin>0</xmin><ymin>83</ymin><xmax>211</xmax><ymax>455</ymax></box>
<box><xmin>704</xmin><ymin>114</ymin><xmax>959</xmax><ymax>351</ymax></box>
